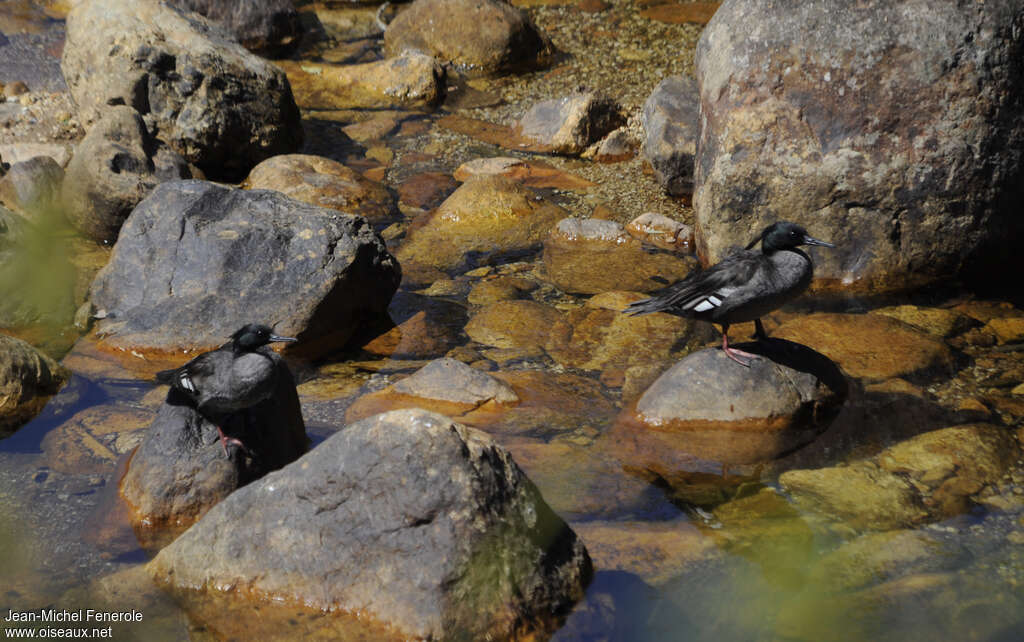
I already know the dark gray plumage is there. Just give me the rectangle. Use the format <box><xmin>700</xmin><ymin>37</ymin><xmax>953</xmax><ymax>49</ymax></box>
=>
<box><xmin>156</xmin><ymin>323</ymin><xmax>297</xmax><ymax>454</ymax></box>
<box><xmin>625</xmin><ymin>221</ymin><xmax>835</xmax><ymax>365</ymax></box>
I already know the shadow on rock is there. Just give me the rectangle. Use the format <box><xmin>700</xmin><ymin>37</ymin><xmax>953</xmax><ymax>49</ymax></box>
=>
<box><xmin>120</xmin><ymin>363</ymin><xmax>306</xmax><ymax>549</ymax></box>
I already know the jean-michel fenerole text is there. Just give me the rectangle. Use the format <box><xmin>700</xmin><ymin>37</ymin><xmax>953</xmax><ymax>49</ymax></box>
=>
<box><xmin>5</xmin><ymin>609</ymin><xmax>143</xmax><ymax>623</ymax></box>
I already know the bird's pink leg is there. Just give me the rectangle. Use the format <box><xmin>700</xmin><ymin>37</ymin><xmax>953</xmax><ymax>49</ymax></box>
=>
<box><xmin>216</xmin><ymin>425</ymin><xmax>247</xmax><ymax>456</ymax></box>
<box><xmin>720</xmin><ymin>325</ymin><xmax>759</xmax><ymax>367</ymax></box>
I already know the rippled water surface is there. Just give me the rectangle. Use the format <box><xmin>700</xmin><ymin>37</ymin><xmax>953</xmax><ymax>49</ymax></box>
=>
<box><xmin>2</xmin><ymin>1</ymin><xmax>1024</xmax><ymax>641</ymax></box>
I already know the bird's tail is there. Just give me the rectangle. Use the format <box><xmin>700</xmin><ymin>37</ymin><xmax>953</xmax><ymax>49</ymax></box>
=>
<box><xmin>154</xmin><ymin>368</ymin><xmax>177</xmax><ymax>385</ymax></box>
<box><xmin>623</xmin><ymin>295</ymin><xmax>671</xmax><ymax>316</ymax></box>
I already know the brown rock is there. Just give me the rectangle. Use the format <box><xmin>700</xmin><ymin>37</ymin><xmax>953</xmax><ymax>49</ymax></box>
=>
<box><xmin>341</xmin><ymin>115</ymin><xmax>400</xmax><ymax>143</ymax></box>
<box><xmin>277</xmin><ymin>53</ymin><xmax>445</xmax><ymax>110</ymax></box>
<box><xmin>0</xmin><ymin>334</ymin><xmax>68</xmax><ymax>437</ymax></box>
<box><xmin>453</xmin><ymin>157</ymin><xmax>595</xmax><ymax>192</ymax></box>
<box><xmin>467</xmin><ymin>276</ymin><xmax>537</xmax><ymax>305</ymax></box>
<box><xmin>396</xmin><ymin>175</ymin><xmax>567</xmax><ymax>272</ymax></box>
<box><xmin>985</xmin><ymin>316</ymin><xmax>1024</xmax><ymax>344</ymax></box>
<box><xmin>395</xmin><ymin>171</ymin><xmax>459</xmax><ymax>212</ymax></box>
<box><xmin>870</xmin><ymin>305</ymin><xmax>973</xmax><ymax>338</ymax></box>
<box><xmin>360</xmin><ymin>292</ymin><xmax>467</xmax><ymax>360</ymax></box>
<box><xmin>244</xmin><ymin>154</ymin><xmax>398</xmax><ymax>226</ymax></box>
<box><xmin>772</xmin><ymin>313</ymin><xmax>953</xmax><ymax>380</ymax></box>
<box><xmin>542</xmin><ymin>217</ymin><xmax>697</xmax><ymax>294</ymax></box>
<box><xmin>573</xmin><ymin>519</ymin><xmax>717</xmax><ymax>586</ymax></box>
<box><xmin>514</xmin><ymin>92</ymin><xmax>626</xmax><ymax>155</ymax></box>
<box><xmin>465</xmin><ymin>300</ymin><xmax>563</xmax><ymax>352</ymax></box>
<box><xmin>641</xmin><ymin>2</ymin><xmax>720</xmax><ymax>24</ymax></box>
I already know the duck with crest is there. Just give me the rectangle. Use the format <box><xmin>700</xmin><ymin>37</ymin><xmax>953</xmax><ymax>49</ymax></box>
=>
<box><xmin>624</xmin><ymin>221</ymin><xmax>835</xmax><ymax>366</ymax></box>
<box><xmin>155</xmin><ymin>323</ymin><xmax>297</xmax><ymax>455</ymax></box>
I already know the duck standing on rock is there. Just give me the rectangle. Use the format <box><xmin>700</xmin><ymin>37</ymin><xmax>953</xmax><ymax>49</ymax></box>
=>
<box><xmin>155</xmin><ymin>323</ymin><xmax>297</xmax><ymax>455</ymax></box>
<box><xmin>624</xmin><ymin>221</ymin><xmax>835</xmax><ymax>366</ymax></box>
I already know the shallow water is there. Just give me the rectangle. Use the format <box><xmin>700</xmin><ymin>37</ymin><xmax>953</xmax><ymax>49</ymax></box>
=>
<box><xmin>3</xmin><ymin>1</ymin><xmax>1024</xmax><ymax>641</ymax></box>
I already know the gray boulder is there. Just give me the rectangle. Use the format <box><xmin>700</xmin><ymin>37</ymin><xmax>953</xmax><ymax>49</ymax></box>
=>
<box><xmin>165</xmin><ymin>0</ymin><xmax>302</xmax><ymax>57</ymax></box>
<box><xmin>695</xmin><ymin>0</ymin><xmax>1024</xmax><ymax>293</ymax></box>
<box><xmin>148</xmin><ymin>409</ymin><xmax>592</xmax><ymax>640</ymax></box>
<box><xmin>121</xmin><ymin>356</ymin><xmax>306</xmax><ymax>547</ymax></box>
<box><xmin>0</xmin><ymin>333</ymin><xmax>68</xmax><ymax>437</ymax></box>
<box><xmin>89</xmin><ymin>180</ymin><xmax>401</xmax><ymax>357</ymax></box>
<box><xmin>392</xmin><ymin>357</ymin><xmax>519</xmax><ymax>405</ymax></box>
<box><xmin>61</xmin><ymin>106</ymin><xmax>192</xmax><ymax>243</ymax></box>
<box><xmin>0</xmin><ymin>156</ymin><xmax>63</xmax><ymax>220</ymax></box>
<box><xmin>384</xmin><ymin>0</ymin><xmax>553</xmax><ymax>75</ymax></box>
<box><xmin>61</xmin><ymin>0</ymin><xmax>302</xmax><ymax>181</ymax></box>
<box><xmin>516</xmin><ymin>92</ymin><xmax>626</xmax><ymax>155</ymax></box>
<box><xmin>641</xmin><ymin>75</ymin><xmax>699</xmax><ymax>196</ymax></box>
<box><xmin>611</xmin><ymin>341</ymin><xmax>846</xmax><ymax>468</ymax></box>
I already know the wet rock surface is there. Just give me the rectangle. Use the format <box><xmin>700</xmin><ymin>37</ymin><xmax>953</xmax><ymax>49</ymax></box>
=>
<box><xmin>694</xmin><ymin>0</ymin><xmax>1024</xmax><ymax>293</ymax></box>
<box><xmin>396</xmin><ymin>175</ymin><xmax>566</xmax><ymax>273</ymax></box>
<box><xmin>61</xmin><ymin>106</ymin><xmax>192</xmax><ymax>243</ymax></box>
<box><xmin>61</xmin><ymin>0</ymin><xmax>302</xmax><ymax>181</ymax></box>
<box><xmin>0</xmin><ymin>155</ymin><xmax>63</xmax><ymax>220</ymax></box>
<box><xmin>0</xmin><ymin>333</ymin><xmax>67</xmax><ymax>437</ymax></box>
<box><xmin>120</xmin><ymin>356</ymin><xmax>306</xmax><ymax>546</ymax></box>
<box><xmin>384</xmin><ymin>0</ymin><xmax>554</xmax><ymax>75</ymax></box>
<box><xmin>542</xmin><ymin>217</ymin><xmax>697</xmax><ymax>294</ymax></box>
<box><xmin>243</xmin><ymin>153</ymin><xmax>399</xmax><ymax>227</ymax></box>
<box><xmin>612</xmin><ymin>341</ymin><xmax>847</xmax><ymax>466</ymax></box>
<box><xmin>641</xmin><ymin>74</ymin><xmax>699</xmax><ymax>196</ymax></box>
<box><xmin>148</xmin><ymin>409</ymin><xmax>591</xmax><ymax>640</ymax></box>
<box><xmin>89</xmin><ymin>180</ymin><xmax>401</xmax><ymax>357</ymax></box>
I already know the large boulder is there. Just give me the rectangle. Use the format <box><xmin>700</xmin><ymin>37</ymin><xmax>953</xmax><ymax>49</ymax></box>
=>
<box><xmin>61</xmin><ymin>0</ymin><xmax>303</xmax><ymax>181</ymax></box>
<box><xmin>147</xmin><ymin>409</ymin><xmax>592</xmax><ymax>640</ymax></box>
<box><xmin>165</xmin><ymin>0</ymin><xmax>302</xmax><ymax>57</ymax></box>
<box><xmin>120</xmin><ymin>356</ymin><xmax>306</xmax><ymax>547</ymax></box>
<box><xmin>641</xmin><ymin>75</ymin><xmax>699</xmax><ymax>196</ymax></box>
<box><xmin>384</xmin><ymin>0</ymin><xmax>553</xmax><ymax>75</ymax></box>
<box><xmin>610</xmin><ymin>342</ymin><xmax>846</xmax><ymax>468</ymax></box>
<box><xmin>695</xmin><ymin>0</ymin><xmax>1024</xmax><ymax>293</ymax></box>
<box><xmin>89</xmin><ymin>180</ymin><xmax>401</xmax><ymax>358</ymax></box>
<box><xmin>62</xmin><ymin>106</ymin><xmax>192</xmax><ymax>243</ymax></box>
<box><xmin>0</xmin><ymin>333</ymin><xmax>68</xmax><ymax>437</ymax></box>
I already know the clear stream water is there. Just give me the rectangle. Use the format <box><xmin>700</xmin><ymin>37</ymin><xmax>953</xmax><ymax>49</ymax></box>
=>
<box><xmin>2</xmin><ymin>2</ymin><xmax>1023</xmax><ymax>641</ymax></box>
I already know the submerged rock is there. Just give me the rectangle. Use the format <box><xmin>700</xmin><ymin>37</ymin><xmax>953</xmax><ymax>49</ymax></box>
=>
<box><xmin>641</xmin><ymin>74</ymin><xmax>699</xmax><ymax>196</ymax></box>
<box><xmin>781</xmin><ymin>424</ymin><xmax>1019</xmax><ymax>530</ymax></box>
<box><xmin>384</xmin><ymin>0</ymin><xmax>553</xmax><ymax>75</ymax></box>
<box><xmin>89</xmin><ymin>180</ymin><xmax>400</xmax><ymax>358</ymax></box>
<box><xmin>542</xmin><ymin>217</ymin><xmax>696</xmax><ymax>294</ymax></box>
<box><xmin>611</xmin><ymin>341</ymin><xmax>847</xmax><ymax>467</ymax></box>
<box><xmin>514</xmin><ymin>92</ymin><xmax>626</xmax><ymax>156</ymax></box>
<box><xmin>121</xmin><ymin>356</ymin><xmax>306</xmax><ymax>546</ymax></box>
<box><xmin>61</xmin><ymin>0</ymin><xmax>302</xmax><ymax>181</ymax></box>
<box><xmin>243</xmin><ymin>154</ymin><xmax>399</xmax><ymax>228</ymax></box>
<box><xmin>147</xmin><ymin>409</ymin><xmax>591</xmax><ymax>640</ymax></box>
<box><xmin>0</xmin><ymin>333</ymin><xmax>68</xmax><ymax>437</ymax></box>
<box><xmin>396</xmin><ymin>175</ymin><xmax>566</xmax><ymax>273</ymax></box>
<box><xmin>694</xmin><ymin>0</ymin><xmax>1024</xmax><ymax>292</ymax></box>
<box><xmin>279</xmin><ymin>53</ymin><xmax>445</xmax><ymax>110</ymax></box>
<box><xmin>465</xmin><ymin>300</ymin><xmax>563</xmax><ymax>354</ymax></box>
<box><xmin>625</xmin><ymin>212</ymin><xmax>693</xmax><ymax>252</ymax></box>
<box><xmin>62</xmin><ymin>106</ymin><xmax>192</xmax><ymax>243</ymax></box>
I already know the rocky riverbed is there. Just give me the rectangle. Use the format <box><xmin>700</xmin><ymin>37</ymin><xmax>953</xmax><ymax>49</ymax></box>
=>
<box><xmin>2</xmin><ymin>0</ymin><xmax>1024</xmax><ymax>640</ymax></box>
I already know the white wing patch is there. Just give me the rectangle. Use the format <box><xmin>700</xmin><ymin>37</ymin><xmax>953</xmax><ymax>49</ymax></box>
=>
<box><xmin>178</xmin><ymin>373</ymin><xmax>196</xmax><ymax>393</ymax></box>
<box><xmin>693</xmin><ymin>294</ymin><xmax>724</xmax><ymax>313</ymax></box>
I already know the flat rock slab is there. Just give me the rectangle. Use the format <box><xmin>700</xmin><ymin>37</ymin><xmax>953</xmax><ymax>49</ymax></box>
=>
<box><xmin>148</xmin><ymin>409</ymin><xmax>591</xmax><ymax>640</ymax></box>
<box><xmin>610</xmin><ymin>342</ymin><xmax>846</xmax><ymax>466</ymax></box>
<box><xmin>277</xmin><ymin>53</ymin><xmax>445</xmax><ymax>110</ymax></box>
<box><xmin>89</xmin><ymin>180</ymin><xmax>400</xmax><ymax>359</ymax></box>
<box><xmin>391</xmin><ymin>357</ymin><xmax>519</xmax><ymax>406</ymax></box>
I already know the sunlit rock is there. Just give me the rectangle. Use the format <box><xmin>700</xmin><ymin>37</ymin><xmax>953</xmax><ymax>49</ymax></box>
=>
<box><xmin>61</xmin><ymin>0</ymin><xmax>302</xmax><ymax>181</ymax></box>
<box><xmin>165</xmin><ymin>0</ymin><xmax>302</xmax><ymax>57</ymax></box>
<box><xmin>0</xmin><ymin>333</ymin><xmax>68</xmax><ymax>437</ymax></box>
<box><xmin>277</xmin><ymin>53</ymin><xmax>445</xmax><ymax>110</ymax></box>
<box><xmin>454</xmin><ymin>157</ymin><xmax>595</xmax><ymax>192</ymax></box>
<box><xmin>514</xmin><ymin>92</ymin><xmax>625</xmax><ymax>156</ymax></box>
<box><xmin>148</xmin><ymin>409</ymin><xmax>591</xmax><ymax>640</ymax></box>
<box><xmin>384</xmin><ymin>0</ymin><xmax>554</xmax><ymax>75</ymax></box>
<box><xmin>869</xmin><ymin>305</ymin><xmax>974</xmax><ymax>338</ymax></box>
<box><xmin>41</xmin><ymin>405</ymin><xmax>150</xmax><ymax>474</ymax></box>
<box><xmin>467</xmin><ymin>276</ymin><xmax>537</xmax><ymax>305</ymax></box>
<box><xmin>243</xmin><ymin>154</ymin><xmax>399</xmax><ymax>228</ymax></box>
<box><xmin>625</xmin><ymin>212</ymin><xmax>693</xmax><ymax>252</ymax></box>
<box><xmin>395</xmin><ymin>175</ymin><xmax>566</xmax><ymax>272</ymax></box>
<box><xmin>542</xmin><ymin>218</ymin><xmax>697</xmax><ymax>295</ymax></box>
<box><xmin>694</xmin><ymin>0</ymin><xmax>1024</xmax><ymax>293</ymax></box>
<box><xmin>610</xmin><ymin>342</ymin><xmax>846</xmax><ymax>467</ymax></box>
<box><xmin>88</xmin><ymin>180</ymin><xmax>400</xmax><ymax>359</ymax></box>
<box><xmin>465</xmin><ymin>299</ymin><xmax>563</xmax><ymax>353</ymax></box>
<box><xmin>0</xmin><ymin>156</ymin><xmax>63</xmax><ymax>221</ymax></box>
<box><xmin>772</xmin><ymin>313</ymin><xmax>953</xmax><ymax>381</ymax></box>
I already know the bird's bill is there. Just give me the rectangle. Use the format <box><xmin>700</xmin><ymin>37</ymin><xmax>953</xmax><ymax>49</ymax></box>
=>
<box><xmin>803</xmin><ymin>235</ymin><xmax>836</xmax><ymax>248</ymax></box>
<box><xmin>269</xmin><ymin>334</ymin><xmax>298</xmax><ymax>343</ymax></box>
